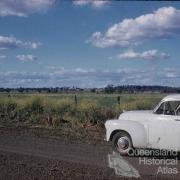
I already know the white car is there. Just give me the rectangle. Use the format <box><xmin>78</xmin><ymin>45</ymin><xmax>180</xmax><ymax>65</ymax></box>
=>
<box><xmin>105</xmin><ymin>94</ymin><xmax>180</xmax><ymax>155</ymax></box>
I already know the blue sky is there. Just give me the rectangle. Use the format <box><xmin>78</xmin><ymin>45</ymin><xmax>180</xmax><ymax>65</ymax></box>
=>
<box><xmin>0</xmin><ymin>0</ymin><xmax>180</xmax><ymax>88</ymax></box>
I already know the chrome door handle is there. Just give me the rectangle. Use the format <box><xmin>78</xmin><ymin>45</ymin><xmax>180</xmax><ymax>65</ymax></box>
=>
<box><xmin>174</xmin><ymin>119</ymin><xmax>180</xmax><ymax>121</ymax></box>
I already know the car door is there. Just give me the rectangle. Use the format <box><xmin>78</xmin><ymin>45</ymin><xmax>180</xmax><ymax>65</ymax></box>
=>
<box><xmin>148</xmin><ymin>101</ymin><xmax>180</xmax><ymax>151</ymax></box>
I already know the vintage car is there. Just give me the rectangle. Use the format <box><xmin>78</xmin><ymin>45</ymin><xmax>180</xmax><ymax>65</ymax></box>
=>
<box><xmin>105</xmin><ymin>94</ymin><xmax>180</xmax><ymax>155</ymax></box>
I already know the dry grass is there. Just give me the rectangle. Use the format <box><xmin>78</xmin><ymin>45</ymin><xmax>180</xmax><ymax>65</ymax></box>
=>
<box><xmin>0</xmin><ymin>93</ymin><xmax>163</xmax><ymax>140</ymax></box>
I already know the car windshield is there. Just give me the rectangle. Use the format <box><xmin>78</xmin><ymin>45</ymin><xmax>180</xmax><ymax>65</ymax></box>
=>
<box><xmin>155</xmin><ymin>101</ymin><xmax>180</xmax><ymax>115</ymax></box>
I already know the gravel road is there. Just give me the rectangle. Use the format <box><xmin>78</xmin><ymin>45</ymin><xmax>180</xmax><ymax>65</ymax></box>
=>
<box><xmin>0</xmin><ymin>130</ymin><xmax>179</xmax><ymax>180</ymax></box>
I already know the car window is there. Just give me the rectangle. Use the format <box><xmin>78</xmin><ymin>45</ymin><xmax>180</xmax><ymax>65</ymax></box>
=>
<box><xmin>169</xmin><ymin>101</ymin><xmax>180</xmax><ymax>111</ymax></box>
<box><xmin>164</xmin><ymin>102</ymin><xmax>175</xmax><ymax>115</ymax></box>
<box><xmin>155</xmin><ymin>101</ymin><xmax>180</xmax><ymax>115</ymax></box>
<box><xmin>155</xmin><ymin>102</ymin><xmax>165</xmax><ymax>114</ymax></box>
<box><xmin>175</xmin><ymin>103</ymin><xmax>180</xmax><ymax>116</ymax></box>
<box><xmin>176</xmin><ymin>106</ymin><xmax>180</xmax><ymax>116</ymax></box>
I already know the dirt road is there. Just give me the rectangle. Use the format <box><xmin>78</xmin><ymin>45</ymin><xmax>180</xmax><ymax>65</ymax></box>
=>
<box><xmin>0</xmin><ymin>130</ymin><xmax>179</xmax><ymax>180</ymax></box>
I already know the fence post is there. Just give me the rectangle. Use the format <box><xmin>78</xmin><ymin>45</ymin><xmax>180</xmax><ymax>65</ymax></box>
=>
<box><xmin>74</xmin><ymin>95</ymin><xmax>77</xmax><ymax>105</ymax></box>
<box><xmin>116</xmin><ymin>96</ymin><xmax>121</xmax><ymax>118</ymax></box>
<box><xmin>117</xmin><ymin>96</ymin><xmax>121</xmax><ymax>105</ymax></box>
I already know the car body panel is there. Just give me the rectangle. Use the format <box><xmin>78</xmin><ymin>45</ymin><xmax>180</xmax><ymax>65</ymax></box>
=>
<box><xmin>105</xmin><ymin>94</ymin><xmax>180</xmax><ymax>151</ymax></box>
<box><xmin>105</xmin><ymin>119</ymin><xmax>147</xmax><ymax>148</ymax></box>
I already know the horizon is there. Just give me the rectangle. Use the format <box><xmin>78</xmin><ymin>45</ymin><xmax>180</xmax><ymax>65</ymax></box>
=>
<box><xmin>1</xmin><ymin>84</ymin><xmax>180</xmax><ymax>89</ymax></box>
<box><xmin>0</xmin><ymin>1</ymin><xmax>180</xmax><ymax>88</ymax></box>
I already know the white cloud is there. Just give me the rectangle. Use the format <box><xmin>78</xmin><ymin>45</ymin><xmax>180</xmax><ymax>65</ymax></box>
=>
<box><xmin>0</xmin><ymin>0</ymin><xmax>55</xmax><ymax>17</ymax></box>
<box><xmin>0</xmin><ymin>55</ymin><xmax>7</xmax><ymax>59</ymax></box>
<box><xmin>162</xmin><ymin>68</ymin><xmax>179</xmax><ymax>78</ymax></box>
<box><xmin>118</xmin><ymin>50</ymin><xmax>170</xmax><ymax>60</ymax></box>
<box><xmin>46</xmin><ymin>66</ymin><xmax>96</xmax><ymax>74</ymax></box>
<box><xmin>89</xmin><ymin>6</ymin><xmax>180</xmax><ymax>48</ymax></box>
<box><xmin>1</xmin><ymin>67</ymin><xmax>179</xmax><ymax>88</ymax></box>
<box><xmin>46</xmin><ymin>66</ymin><xmax>65</xmax><ymax>71</ymax></box>
<box><xmin>0</xmin><ymin>36</ymin><xmax>41</xmax><ymax>50</ymax></box>
<box><xmin>73</xmin><ymin>0</ymin><xmax>110</xmax><ymax>9</ymax></box>
<box><xmin>16</xmin><ymin>54</ymin><xmax>37</xmax><ymax>62</ymax></box>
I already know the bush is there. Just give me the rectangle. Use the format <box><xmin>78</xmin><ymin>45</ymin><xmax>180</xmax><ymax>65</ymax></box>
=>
<box><xmin>28</xmin><ymin>96</ymin><xmax>44</xmax><ymax>114</ymax></box>
<box><xmin>0</xmin><ymin>98</ymin><xmax>18</xmax><ymax>119</ymax></box>
<box><xmin>116</xmin><ymin>98</ymin><xmax>158</xmax><ymax>113</ymax></box>
<box><xmin>0</xmin><ymin>94</ymin><xmax>162</xmax><ymax>128</ymax></box>
<box><xmin>75</xmin><ymin>100</ymin><xmax>110</xmax><ymax>125</ymax></box>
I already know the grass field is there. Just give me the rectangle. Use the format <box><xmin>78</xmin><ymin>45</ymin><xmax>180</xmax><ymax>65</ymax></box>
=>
<box><xmin>0</xmin><ymin>92</ymin><xmax>166</xmax><ymax>142</ymax></box>
<box><xmin>0</xmin><ymin>92</ymin><xmax>165</xmax><ymax>107</ymax></box>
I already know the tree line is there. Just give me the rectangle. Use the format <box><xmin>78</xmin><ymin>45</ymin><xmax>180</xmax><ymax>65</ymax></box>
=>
<box><xmin>0</xmin><ymin>85</ymin><xmax>180</xmax><ymax>94</ymax></box>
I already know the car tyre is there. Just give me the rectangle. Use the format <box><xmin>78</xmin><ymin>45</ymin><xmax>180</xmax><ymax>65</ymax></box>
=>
<box><xmin>112</xmin><ymin>131</ymin><xmax>133</xmax><ymax>156</ymax></box>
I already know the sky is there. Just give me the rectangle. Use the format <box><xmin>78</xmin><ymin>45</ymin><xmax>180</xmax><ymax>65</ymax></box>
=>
<box><xmin>0</xmin><ymin>0</ymin><xmax>180</xmax><ymax>88</ymax></box>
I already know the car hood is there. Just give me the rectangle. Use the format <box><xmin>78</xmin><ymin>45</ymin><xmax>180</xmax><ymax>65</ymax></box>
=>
<box><xmin>119</xmin><ymin>110</ymin><xmax>153</xmax><ymax>122</ymax></box>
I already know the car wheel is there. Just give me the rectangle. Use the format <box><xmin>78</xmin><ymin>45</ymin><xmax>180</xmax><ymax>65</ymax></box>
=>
<box><xmin>112</xmin><ymin>131</ymin><xmax>133</xmax><ymax>156</ymax></box>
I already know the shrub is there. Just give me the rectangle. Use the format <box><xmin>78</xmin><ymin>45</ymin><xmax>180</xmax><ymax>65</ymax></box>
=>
<box><xmin>29</xmin><ymin>96</ymin><xmax>44</xmax><ymax>114</ymax></box>
<box><xmin>0</xmin><ymin>94</ymin><xmax>162</xmax><ymax>128</ymax></box>
<box><xmin>76</xmin><ymin>100</ymin><xmax>109</xmax><ymax>125</ymax></box>
<box><xmin>116</xmin><ymin>98</ymin><xmax>158</xmax><ymax>113</ymax></box>
<box><xmin>0</xmin><ymin>98</ymin><xmax>18</xmax><ymax>119</ymax></box>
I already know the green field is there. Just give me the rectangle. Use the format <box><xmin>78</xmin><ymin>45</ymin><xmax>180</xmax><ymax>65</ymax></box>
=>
<box><xmin>0</xmin><ymin>92</ymin><xmax>165</xmax><ymax>107</ymax></box>
<box><xmin>0</xmin><ymin>93</ymin><xmax>166</xmax><ymax>142</ymax></box>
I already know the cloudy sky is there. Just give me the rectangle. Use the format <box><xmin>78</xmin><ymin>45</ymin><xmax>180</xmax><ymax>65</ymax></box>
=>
<box><xmin>0</xmin><ymin>0</ymin><xmax>180</xmax><ymax>88</ymax></box>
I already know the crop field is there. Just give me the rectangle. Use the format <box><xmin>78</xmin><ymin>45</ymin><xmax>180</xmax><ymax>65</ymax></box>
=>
<box><xmin>0</xmin><ymin>92</ymin><xmax>166</xmax><ymax>143</ymax></box>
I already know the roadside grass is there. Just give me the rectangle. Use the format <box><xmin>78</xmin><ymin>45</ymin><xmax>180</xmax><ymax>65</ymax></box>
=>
<box><xmin>0</xmin><ymin>93</ymin><xmax>165</xmax><ymax>142</ymax></box>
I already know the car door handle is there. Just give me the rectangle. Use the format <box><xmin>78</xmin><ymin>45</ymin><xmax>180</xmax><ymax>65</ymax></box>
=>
<box><xmin>174</xmin><ymin>119</ymin><xmax>180</xmax><ymax>121</ymax></box>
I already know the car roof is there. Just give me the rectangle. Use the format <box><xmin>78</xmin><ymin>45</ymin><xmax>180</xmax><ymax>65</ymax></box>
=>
<box><xmin>162</xmin><ymin>94</ymin><xmax>180</xmax><ymax>102</ymax></box>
